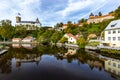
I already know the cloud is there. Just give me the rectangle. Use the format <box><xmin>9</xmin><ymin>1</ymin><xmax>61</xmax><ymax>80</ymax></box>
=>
<box><xmin>0</xmin><ymin>0</ymin><xmax>119</xmax><ymax>27</ymax></box>
<box><xmin>0</xmin><ymin>0</ymin><xmax>41</xmax><ymax>25</ymax></box>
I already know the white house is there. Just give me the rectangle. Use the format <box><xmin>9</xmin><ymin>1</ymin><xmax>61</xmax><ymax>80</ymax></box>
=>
<box><xmin>64</xmin><ymin>33</ymin><xmax>79</xmax><ymax>44</ymax></box>
<box><xmin>22</xmin><ymin>36</ymin><xmax>35</xmax><ymax>42</ymax></box>
<box><xmin>103</xmin><ymin>19</ymin><xmax>120</xmax><ymax>47</ymax></box>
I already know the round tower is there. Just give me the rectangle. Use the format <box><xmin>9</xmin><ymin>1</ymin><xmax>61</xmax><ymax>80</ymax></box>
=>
<box><xmin>16</xmin><ymin>16</ymin><xmax>21</xmax><ymax>23</ymax></box>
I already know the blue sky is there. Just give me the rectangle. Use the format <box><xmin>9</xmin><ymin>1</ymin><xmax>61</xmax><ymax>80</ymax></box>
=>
<box><xmin>0</xmin><ymin>0</ymin><xmax>120</xmax><ymax>27</ymax></box>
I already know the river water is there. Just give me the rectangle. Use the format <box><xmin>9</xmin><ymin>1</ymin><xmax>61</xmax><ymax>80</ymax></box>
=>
<box><xmin>0</xmin><ymin>44</ymin><xmax>119</xmax><ymax>80</ymax></box>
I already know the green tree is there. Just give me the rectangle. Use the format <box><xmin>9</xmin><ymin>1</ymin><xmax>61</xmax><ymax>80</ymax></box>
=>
<box><xmin>60</xmin><ymin>37</ymin><xmax>67</xmax><ymax>43</ymax></box>
<box><xmin>77</xmin><ymin>36</ymin><xmax>86</xmax><ymax>48</ymax></box>
<box><xmin>51</xmin><ymin>31</ymin><xmax>62</xmax><ymax>43</ymax></box>
<box><xmin>98</xmin><ymin>12</ymin><xmax>102</xmax><ymax>16</ymax></box>
<box><xmin>0</xmin><ymin>20</ymin><xmax>13</xmax><ymax>41</ymax></box>
<box><xmin>115</xmin><ymin>6</ymin><xmax>120</xmax><ymax>19</ymax></box>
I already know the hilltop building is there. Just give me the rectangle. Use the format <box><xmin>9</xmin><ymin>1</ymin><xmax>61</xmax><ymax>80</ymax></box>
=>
<box><xmin>15</xmin><ymin>15</ymin><xmax>41</xmax><ymax>30</ymax></box>
<box><xmin>87</xmin><ymin>13</ymin><xmax>114</xmax><ymax>24</ymax></box>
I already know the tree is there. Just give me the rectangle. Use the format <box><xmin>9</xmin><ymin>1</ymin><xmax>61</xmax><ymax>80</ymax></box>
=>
<box><xmin>98</xmin><ymin>12</ymin><xmax>102</xmax><ymax>16</ymax></box>
<box><xmin>51</xmin><ymin>31</ymin><xmax>62</xmax><ymax>43</ymax></box>
<box><xmin>78</xmin><ymin>18</ymin><xmax>86</xmax><ymax>23</ymax></box>
<box><xmin>115</xmin><ymin>6</ymin><xmax>120</xmax><ymax>19</ymax></box>
<box><xmin>77</xmin><ymin>36</ymin><xmax>86</xmax><ymax>48</ymax></box>
<box><xmin>60</xmin><ymin>37</ymin><xmax>67</xmax><ymax>43</ymax></box>
<box><xmin>0</xmin><ymin>20</ymin><xmax>13</xmax><ymax>41</ymax></box>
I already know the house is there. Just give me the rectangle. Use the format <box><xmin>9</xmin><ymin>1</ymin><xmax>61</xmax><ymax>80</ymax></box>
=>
<box><xmin>87</xmin><ymin>34</ymin><xmax>97</xmax><ymax>40</ymax></box>
<box><xmin>87</xmin><ymin>13</ymin><xmax>114</xmax><ymax>24</ymax></box>
<box><xmin>12</xmin><ymin>44</ymin><xmax>21</xmax><ymax>48</ymax></box>
<box><xmin>15</xmin><ymin>15</ymin><xmax>41</xmax><ymax>30</ymax></box>
<box><xmin>12</xmin><ymin>38</ymin><xmax>21</xmax><ymax>42</ymax></box>
<box><xmin>105</xmin><ymin>59</ymin><xmax>120</xmax><ymax>77</ymax></box>
<box><xmin>22</xmin><ymin>36</ymin><xmax>35</xmax><ymax>42</ymax></box>
<box><xmin>64</xmin><ymin>33</ymin><xmax>79</xmax><ymax>44</ymax></box>
<box><xmin>102</xmin><ymin>19</ymin><xmax>120</xmax><ymax>47</ymax></box>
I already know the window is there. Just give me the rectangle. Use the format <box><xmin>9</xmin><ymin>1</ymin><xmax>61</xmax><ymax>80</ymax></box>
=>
<box><xmin>118</xmin><ymin>30</ymin><xmax>120</xmax><ymax>33</ymax></box>
<box><xmin>113</xmin><ymin>30</ymin><xmax>116</xmax><ymax>34</ymax></box>
<box><xmin>108</xmin><ymin>68</ymin><xmax>111</xmax><ymax>72</ymax></box>
<box><xmin>118</xmin><ymin>72</ymin><xmax>120</xmax><ymax>76</ymax></box>
<box><xmin>108</xmin><ymin>37</ymin><xmax>111</xmax><ymax>41</ymax></box>
<box><xmin>113</xmin><ymin>63</ymin><xmax>116</xmax><ymax>67</ymax></box>
<box><xmin>108</xmin><ymin>61</ymin><xmax>111</xmax><ymax>65</ymax></box>
<box><xmin>118</xmin><ymin>37</ymin><xmax>120</xmax><ymax>41</ymax></box>
<box><xmin>108</xmin><ymin>31</ymin><xmax>111</xmax><ymax>34</ymax></box>
<box><xmin>111</xmin><ymin>23</ymin><xmax>117</xmax><ymax>27</ymax></box>
<box><xmin>118</xmin><ymin>64</ymin><xmax>120</xmax><ymax>68</ymax></box>
<box><xmin>113</xmin><ymin>37</ymin><xmax>116</xmax><ymax>41</ymax></box>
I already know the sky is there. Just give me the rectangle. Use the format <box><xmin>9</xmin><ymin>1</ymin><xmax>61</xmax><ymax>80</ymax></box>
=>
<box><xmin>0</xmin><ymin>0</ymin><xmax>120</xmax><ymax>27</ymax></box>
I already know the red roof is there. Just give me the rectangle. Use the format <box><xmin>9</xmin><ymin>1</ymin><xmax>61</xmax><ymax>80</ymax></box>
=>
<box><xmin>66</xmin><ymin>33</ymin><xmax>79</xmax><ymax>40</ymax></box>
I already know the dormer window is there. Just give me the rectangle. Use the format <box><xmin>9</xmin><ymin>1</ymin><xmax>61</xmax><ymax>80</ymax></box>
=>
<box><xmin>111</xmin><ymin>23</ymin><xmax>117</xmax><ymax>27</ymax></box>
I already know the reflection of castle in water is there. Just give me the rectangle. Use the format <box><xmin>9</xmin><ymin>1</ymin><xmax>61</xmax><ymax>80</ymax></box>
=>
<box><xmin>16</xmin><ymin>54</ymin><xmax>41</xmax><ymax>67</ymax></box>
<box><xmin>105</xmin><ymin>59</ymin><xmax>120</xmax><ymax>77</ymax></box>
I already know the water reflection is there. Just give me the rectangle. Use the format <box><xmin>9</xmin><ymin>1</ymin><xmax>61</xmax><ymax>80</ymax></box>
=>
<box><xmin>12</xmin><ymin>44</ymin><xmax>36</xmax><ymax>49</ymax></box>
<box><xmin>0</xmin><ymin>45</ymin><xmax>118</xmax><ymax>80</ymax></box>
<box><xmin>105</xmin><ymin>59</ymin><xmax>120</xmax><ymax>78</ymax></box>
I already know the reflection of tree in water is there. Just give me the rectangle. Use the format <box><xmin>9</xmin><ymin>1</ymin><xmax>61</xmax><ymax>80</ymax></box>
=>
<box><xmin>0</xmin><ymin>49</ymin><xmax>13</xmax><ymax>73</ymax></box>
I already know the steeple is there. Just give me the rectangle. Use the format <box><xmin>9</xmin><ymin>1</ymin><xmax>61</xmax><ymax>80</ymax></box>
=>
<box><xmin>36</xmin><ymin>18</ymin><xmax>39</xmax><ymax>23</ymax></box>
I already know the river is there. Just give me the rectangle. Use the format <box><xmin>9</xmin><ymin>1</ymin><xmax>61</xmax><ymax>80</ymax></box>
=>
<box><xmin>0</xmin><ymin>44</ymin><xmax>119</xmax><ymax>80</ymax></box>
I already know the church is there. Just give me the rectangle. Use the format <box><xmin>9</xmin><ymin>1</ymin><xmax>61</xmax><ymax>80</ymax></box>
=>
<box><xmin>15</xmin><ymin>15</ymin><xmax>42</xmax><ymax>30</ymax></box>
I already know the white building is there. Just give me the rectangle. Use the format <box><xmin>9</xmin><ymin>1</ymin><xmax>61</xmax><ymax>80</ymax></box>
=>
<box><xmin>22</xmin><ymin>36</ymin><xmax>35</xmax><ymax>42</ymax></box>
<box><xmin>15</xmin><ymin>16</ymin><xmax>41</xmax><ymax>30</ymax></box>
<box><xmin>12</xmin><ymin>38</ymin><xmax>21</xmax><ymax>42</ymax></box>
<box><xmin>105</xmin><ymin>59</ymin><xmax>120</xmax><ymax>77</ymax></box>
<box><xmin>103</xmin><ymin>19</ymin><xmax>120</xmax><ymax>47</ymax></box>
<box><xmin>87</xmin><ymin>13</ymin><xmax>114</xmax><ymax>24</ymax></box>
<box><xmin>64</xmin><ymin>33</ymin><xmax>79</xmax><ymax>44</ymax></box>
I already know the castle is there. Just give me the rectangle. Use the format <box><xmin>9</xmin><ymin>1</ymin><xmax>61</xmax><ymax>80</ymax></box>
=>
<box><xmin>15</xmin><ymin>15</ymin><xmax>41</xmax><ymax>30</ymax></box>
<box><xmin>87</xmin><ymin>13</ymin><xmax>114</xmax><ymax>24</ymax></box>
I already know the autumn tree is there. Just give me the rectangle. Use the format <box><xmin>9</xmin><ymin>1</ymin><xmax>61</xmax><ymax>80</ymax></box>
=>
<box><xmin>77</xmin><ymin>36</ymin><xmax>86</xmax><ymax>48</ymax></box>
<box><xmin>0</xmin><ymin>20</ymin><xmax>13</xmax><ymax>41</ymax></box>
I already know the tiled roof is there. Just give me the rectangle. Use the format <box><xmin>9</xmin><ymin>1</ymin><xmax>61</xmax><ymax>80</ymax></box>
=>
<box><xmin>12</xmin><ymin>38</ymin><xmax>21</xmax><ymax>40</ymax></box>
<box><xmin>67</xmin><ymin>33</ymin><xmax>79</xmax><ymax>40</ymax></box>
<box><xmin>105</xmin><ymin>19</ymin><xmax>120</xmax><ymax>30</ymax></box>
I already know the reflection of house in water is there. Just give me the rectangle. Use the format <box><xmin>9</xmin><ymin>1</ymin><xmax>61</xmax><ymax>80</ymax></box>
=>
<box><xmin>64</xmin><ymin>47</ymin><xmax>79</xmax><ymax>57</ymax></box>
<box><xmin>105</xmin><ymin>59</ymin><xmax>120</xmax><ymax>77</ymax></box>
<box><xmin>87</xmin><ymin>60</ymin><xmax>103</xmax><ymax>70</ymax></box>
<box><xmin>22</xmin><ymin>44</ymin><xmax>34</xmax><ymax>49</ymax></box>
<box><xmin>12</xmin><ymin>44</ymin><xmax>21</xmax><ymax>48</ymax></box>
<box><xmin>16</xmin><ymin>54</ymin><xmax>41</xmax><ymax>67</ymax></box>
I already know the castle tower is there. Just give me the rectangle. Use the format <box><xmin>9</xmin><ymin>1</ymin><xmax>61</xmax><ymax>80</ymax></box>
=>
<box><xmin>36</xmin><ymin>18</ymin><xmax>39</xmax><ymax>23</ymax></box>
<box><xmin>16</xmin><ymin>16</ymin><xmax>21</xmax><ymax>23</ymax></box>
<box><xmin>89</xmin><ymin>13</ymin><xmax>94</xmax><ymax>19</ymax></box>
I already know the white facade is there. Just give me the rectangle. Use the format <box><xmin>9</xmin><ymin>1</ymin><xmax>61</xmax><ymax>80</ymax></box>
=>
<box><xmin>12</xmin><ymin>38</ymin><xmax>21</xmax><ymax>42</ymax></box>
<box><xmin>104</xmin><ymin>19</ymin><xmax>120</xmax><ymax>47</ymax></box>
<box><xmin>22</xmin><ymin>36</ymin><xmax>34</xmax><ymax>42</ymax></box>
<box><xmin>68</xmin><ymin>37</ymin><xmax>77</xmax><ymax>44</ymax></box>
<box><xmin>15</xmin><ymin>16</ymin><xmax>41</xmax><ymax>30</ymax></box>
<box><xmin>105</xmin><ymin>59</ymin><xmax>120</xmax><ymax>77</ymax></box>
<box><xmin>87</xmin><ymin>14</ymin><xmax>114</xmax><ymax>24</ymax></box>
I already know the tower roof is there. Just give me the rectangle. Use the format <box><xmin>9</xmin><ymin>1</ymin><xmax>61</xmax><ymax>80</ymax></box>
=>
<box><xmin>36</xmin><ymin>18</ymin><xmax>40</xmax><ymax>23</ymax></box>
